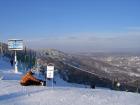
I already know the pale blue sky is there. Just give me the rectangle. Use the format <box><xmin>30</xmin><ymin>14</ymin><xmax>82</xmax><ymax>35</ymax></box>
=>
<box><xmin>0</xmin><ymin>0</ymin><xmax>140</xmax><ymax>52</ymax></box>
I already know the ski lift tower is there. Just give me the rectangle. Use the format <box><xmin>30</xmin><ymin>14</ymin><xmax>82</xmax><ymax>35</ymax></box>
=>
<box><xmin>8</xmin><ymin>39</ymin><xmax>23</xmax><ymax>73</ymax></box>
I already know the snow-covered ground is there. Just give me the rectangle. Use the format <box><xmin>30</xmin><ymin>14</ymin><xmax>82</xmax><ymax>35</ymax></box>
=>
<box><xmin>1</xmin><ymin>80</ymin><xmax>140</xmax><ymax>105</ymax></box>
<box><xmin>0</xmin><ymin>58</ymin><xmax>23</xmax><ymax>80</ymax></box>
<box><xmin>0</xmin><ymin>58</ymin><xmax>140</xmax><ymax>105</ymax></box>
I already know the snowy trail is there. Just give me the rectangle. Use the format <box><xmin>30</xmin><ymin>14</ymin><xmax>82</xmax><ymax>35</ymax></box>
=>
<box><xmin>0</xmin><ymin>80</ymin><xmax>140</xmax><ymax>105</ymax></box>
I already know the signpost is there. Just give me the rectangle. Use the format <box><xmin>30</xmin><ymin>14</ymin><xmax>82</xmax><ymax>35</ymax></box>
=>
<box><xmin>8</xmin><ymin>39</ymin><xmax>23</xmax><ymax>50</ymax></box>
<box><xmin>8</xmin><ymin>39</ymin><xmax>23</xmax><ymax>73</ymax></box>
<box><xmin>47</xmin><ymin>66</ymin><xmax>54</xmax><ymax>78</ymax></box>
<box><xmin>47</xmin><ymin>63</ymin><xmax>54</xmax><ymax>87</ymax></box>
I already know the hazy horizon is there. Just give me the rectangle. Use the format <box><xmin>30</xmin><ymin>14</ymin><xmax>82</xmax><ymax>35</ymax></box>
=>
<box><xmin>1</xmin><ymin>0</ymin><xmax>140</xmax><ymax>52</ymax></box>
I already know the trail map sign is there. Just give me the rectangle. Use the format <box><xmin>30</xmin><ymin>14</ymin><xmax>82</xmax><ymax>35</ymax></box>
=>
<box><xmin>8</xmin><ymin>39</ymin><xmax>23</xmax><ymax>50</ymax></box>
<box><xmin>47</xmin><ymin>65</ymin><xmax>54</xmax><ymax>78</ymax></box>
<box><xmin>8</xmin><ymin>39</ymin><xmax>23</xmax><ymax>73</ymax></box>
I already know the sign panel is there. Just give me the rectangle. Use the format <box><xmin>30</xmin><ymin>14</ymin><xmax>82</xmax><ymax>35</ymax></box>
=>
<box><xmin>47</xmin><ymin>66</ymin><xmax>54</xmax><ymax>78</ymax></box>
<box><xmin>8</xmin><ymin>39</ymin><xmax>23</xmax><ymax>50</ymax></box>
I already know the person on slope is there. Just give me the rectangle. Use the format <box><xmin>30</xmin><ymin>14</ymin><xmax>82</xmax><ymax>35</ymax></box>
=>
<box><xmin>10</xmin><ymin>59</ymin><xmax>14</xmax><ymax>67</ymax></box>
<box><xmin>20</xmin><ymin>70</ymin><xmax>46</xmax><ymax>86</ymax></box>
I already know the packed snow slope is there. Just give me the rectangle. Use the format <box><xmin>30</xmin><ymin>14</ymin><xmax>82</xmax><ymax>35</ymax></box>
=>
<box><xmin>0</xmin><ymin>58</ymin><xmax>140</xmax><ymax>105</ymax></box>
<box><xmin>0</xmin><ymin>58</ymin><xmax>23</xmax><ymax>80</ymax></box>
